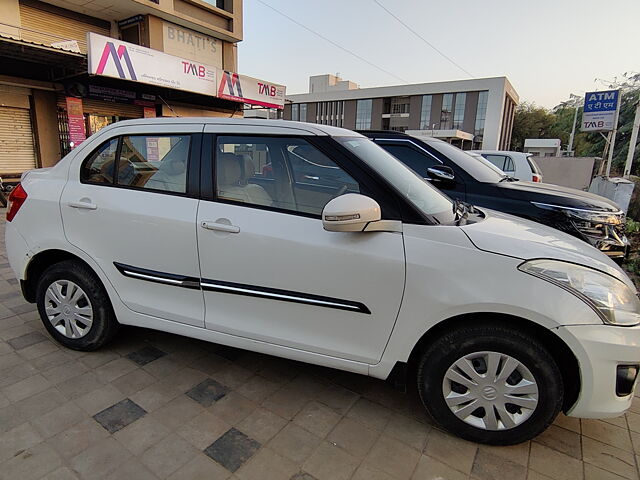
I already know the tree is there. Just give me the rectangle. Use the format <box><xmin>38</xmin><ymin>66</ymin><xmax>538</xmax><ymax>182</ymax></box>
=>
<box><xmin>510</xmin><ymin>103</ymin><xmax>556</xmax><ymax>151</ymax></box>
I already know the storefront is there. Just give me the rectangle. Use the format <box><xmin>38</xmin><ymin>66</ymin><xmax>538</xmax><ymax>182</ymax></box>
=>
<box><xmin>0</xmin><ymin>30</ymin><xmax>284</xmax><ymax>177</ymax></box>
<box><xmin>53</xmin><ymin>32</ymin><xmax>286</xmax><ymax>154</ymax></box>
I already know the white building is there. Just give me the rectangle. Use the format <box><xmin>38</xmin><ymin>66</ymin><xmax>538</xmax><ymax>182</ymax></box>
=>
<box><xmin>524</xmin><ymin>139</ymin><xmax>562</xmax><ymax>157</ymax></box>
<box><xmin>284</xmin><ymin>75</ymin><xmax>520</xmax><ymax>150</ymax></box>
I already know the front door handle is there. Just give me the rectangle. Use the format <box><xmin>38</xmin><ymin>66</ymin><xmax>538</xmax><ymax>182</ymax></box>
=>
<box><xmin>200</xmin><ymin>221</ymin><xmax>240</xmax><ymax>234</ymax></box>
<box><xmin>68</xmin><ymin>201</ymin><xmax>97</xmax><ymax>210</ymax></box>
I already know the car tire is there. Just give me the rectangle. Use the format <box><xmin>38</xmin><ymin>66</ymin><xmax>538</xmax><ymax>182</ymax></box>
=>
<box><xmin>417</xmin><ymin>323</ymin><xmax>563</xmax><ymax>445</ymax></box>
<box><xmin>36</xmin><ymin>260</ymin><xmax>119</xmax><ymax>351</ymax></box>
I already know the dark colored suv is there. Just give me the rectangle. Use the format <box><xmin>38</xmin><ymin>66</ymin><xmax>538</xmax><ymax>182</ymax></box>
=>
<box><xmin>360</xmin><ymin>131</ymin><xmax>629</xmax><ymax>259</ymax></box>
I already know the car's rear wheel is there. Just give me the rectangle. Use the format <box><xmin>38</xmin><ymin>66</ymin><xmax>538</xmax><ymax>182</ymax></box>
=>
<box><xmin>417</xmin><ymin>323</ymin><xmax>563</xmax><ymax>445</ymax></box>
<box><xmin>36</xmin><ymin>260</ymin><xmax>119</xmax><ymax>350</ymax></box>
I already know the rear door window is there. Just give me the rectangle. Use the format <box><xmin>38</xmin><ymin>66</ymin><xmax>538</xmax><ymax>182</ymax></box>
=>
<box><xmin>116</xmin><ymin>135</ymin><xmax>191</xmax><ymax>193</ymax></box>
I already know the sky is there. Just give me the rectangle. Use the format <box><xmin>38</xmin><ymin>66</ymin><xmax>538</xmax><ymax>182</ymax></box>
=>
<box><xmin>239</xmin><ymin>0</ymin><xmax>639</xmax><ymax>108</ymax></box>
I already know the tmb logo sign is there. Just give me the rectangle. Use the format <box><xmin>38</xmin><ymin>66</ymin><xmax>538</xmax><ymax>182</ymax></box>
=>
<box><xmin>182</xmin><ymin>61</ymin><xmax>206</xmax><ymax>78</ymax></box>
<box><xmin>95</xmin><ymin>42</ymin><xmax>137</xmax><ymax>81</ymax></box>
<box><xmin>258</xmin><ymin>82</ymin><xmax>277</xmax><ymax>97</ymax></box>
<box><xmin>219</xmin><ymin>71</ymin><xmax>243</xmax><ymax>99</ymax></box>
<box><xmin>581</xmin><ymin>89</ymin><xmax>619</xmax><ymax>133</ymax></box>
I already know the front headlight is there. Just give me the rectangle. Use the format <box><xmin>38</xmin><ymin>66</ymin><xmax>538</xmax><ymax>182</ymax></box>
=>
<box><xmin>531</xmin><ymin>202</ymin><xmax>624</xmax><ymax>225</ymax></box>
<box><xmin>519</xmin><ymin>259</ymin><xmax>640</xmax><ymax>326</ymax></box>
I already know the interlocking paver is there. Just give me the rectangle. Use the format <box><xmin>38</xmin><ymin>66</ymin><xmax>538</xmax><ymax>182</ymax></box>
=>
<box><xmin>126</xmin><ymin>345</ymin><xmax>167</xmax><ymax>366</ymax></box>
<box><xmin>186</xmin><ymin>378</ymin><xmax>229</xmax><ymax>407</ymax></box>
<box><xmin>6</xmin><ymin>331</ymin><xmax>46</xmax><ymax>350</ymax></box>
<box><xmin>93</xmin><ymin>398</ymin><xmax>147</xmax><ymax>433</ymax></box>
<box><xmin>0</xmin><ymin>210</ymin><xmax>639</xmax><ymax>480</ymax></box>
<box><xmin>204</xmin><ymin>427</ymin><xmax>261</xmax><ymax>473</ymax></box>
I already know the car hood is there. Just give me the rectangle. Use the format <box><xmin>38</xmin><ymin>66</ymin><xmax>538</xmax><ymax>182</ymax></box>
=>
<box><xmin>498</xmin><ymin>181</ymin><xmax>622</xmax><ymax>212</ymax></box>
<box><xmin>460</xmin><ymin>209</ymin><xmax>633</xmax><ymax>288</ymax></box>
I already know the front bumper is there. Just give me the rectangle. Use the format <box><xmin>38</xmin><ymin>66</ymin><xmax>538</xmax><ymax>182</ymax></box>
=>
<box><xmin>555</xmin><ymin>324</ymin><xmax>640</xmax><ymax>418</ymax></box>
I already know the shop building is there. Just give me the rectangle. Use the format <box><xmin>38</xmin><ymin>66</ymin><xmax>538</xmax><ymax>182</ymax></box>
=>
<box><xmin>284</xmin><ymin>74</ymin><xmax>519</xmax><ymax>150</ymax></box>
<box><xmin>0</xmin><ymin>0</ymin><xmax>284</xmax><ymax>178</ymax></box>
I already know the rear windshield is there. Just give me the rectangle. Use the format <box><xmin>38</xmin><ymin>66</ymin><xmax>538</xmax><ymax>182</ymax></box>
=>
<box><xmin>526</xmin><ymin>155</ymin><xmax>542</xmax><ymax>174</ymax></box>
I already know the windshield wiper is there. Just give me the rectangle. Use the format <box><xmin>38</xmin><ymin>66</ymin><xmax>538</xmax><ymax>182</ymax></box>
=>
<box><xmin>452</xmin><ymin>199</ymin><xmax>469</xmax><ymax>223</ymax></box>
<box><xmin>499</xmin><ymin>175</ymin><xmax>517</xmax><ymax>182</ymax></box>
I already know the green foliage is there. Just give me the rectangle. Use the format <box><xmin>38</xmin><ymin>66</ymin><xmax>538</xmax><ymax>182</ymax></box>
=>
<box><xmin>626</xmin><ymin>218</ymin><xmax>640</xmax><ymax>234</ymax></box>
<box><xmin>510</xmin><ymin>103</ymin><xmax>556</xmax><ymax>151</ymax></box>
<box><xmin>511</xmin><ymin>73</ymin><xmax>639</xmax><ymax>174</ymax></box>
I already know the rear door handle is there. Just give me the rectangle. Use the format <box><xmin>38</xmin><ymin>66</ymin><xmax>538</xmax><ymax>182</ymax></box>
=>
<box><xmin>200</xmin><ymin>221</ymin><xmax>240</xmax><ymax>233</ymax></box>
<box><xmin>68</xmin><ymin>201</ymin><xmax>97</xmax><ymax>210</ymax></box>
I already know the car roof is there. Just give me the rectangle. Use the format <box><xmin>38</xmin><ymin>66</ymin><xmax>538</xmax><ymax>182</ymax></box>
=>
<box><xmin>357</xmin><ymin>130</ymin><xmax>450</xmax><ymax>146</ymax></box>
<box><xmin>470</xmin><ymin>150</ymin><xmax>531</xmax><ymax>157</ymax></box>
<box><xmin>104</xmin><ymin>118</ymin><xmax>365</xmax><ymax>137</ymax></box>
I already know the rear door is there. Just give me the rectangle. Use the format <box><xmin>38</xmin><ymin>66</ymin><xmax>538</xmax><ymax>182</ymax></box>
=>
<box><xmin>60</xmin><ymin>124</ymin><xmax>205</xmax><ymax>327</ymax></box>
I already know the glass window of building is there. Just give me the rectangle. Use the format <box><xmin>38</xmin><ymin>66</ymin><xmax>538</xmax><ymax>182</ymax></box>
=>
<box><xmin>356</xmin><ymin>99</ymin><xmax>373</xmax><ymax>130</ymax></box>
<box><xmin>390</xmin><ymin>96</ymin><xmax>410</xmax><ymax>115</ymax></box>
<box><xmin>419</xmin><ymin>95</ymin><xmax>433</xmax><ymax>129</ymax></box>
<box><xmin>299</xmin><ymin>103</ymin><xmax>307</xmax><ymax>122</ymax></box>
<box><xmin>291</xmin><ymin>104</ymin><xmax>299</xmax><ymax>122</ymax></box>
<box><xmin>440</xmin><ymin>93</ymin><xmax>453</xmax><ymax>129</ymax></box>
<box><xmin>453</xmin><ymin>93</ymin><xmax>466</xmax><ymax>129</ymax></box>
<box><xmin>475</xmin><ymin>91</ymin><xmax>489</xmax><ymax>137</ymax></box>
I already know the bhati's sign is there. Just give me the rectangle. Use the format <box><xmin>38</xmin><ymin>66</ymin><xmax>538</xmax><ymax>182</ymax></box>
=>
<box><xmin>87</xmin><ymin>33</ymin><xmax>286</xmax><ymax>109</ymax></box>
<box><xmin>87</xmin><ymin>33</ymin><xmax>217</xmax><ymax>97</ymax></box>
<box><xmin>162</xmin><ymin>22</ymin><xmax>222</xmax><ymax>69</ymax></box>
<box><xmin>581</xmin><ymin>90</ymin><xmax>620</xmax><ymax>132</ymax></box>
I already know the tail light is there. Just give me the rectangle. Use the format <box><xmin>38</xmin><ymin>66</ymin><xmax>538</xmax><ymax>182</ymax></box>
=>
<box><xmin>532</xmin><ymin>174</ymin><xmax>542</xmax><ymax>183</ymax></box>
<box><xmin>6</xmin><ymin>183</ymin><xmax>27</xmax><ymax>222</ymax></box>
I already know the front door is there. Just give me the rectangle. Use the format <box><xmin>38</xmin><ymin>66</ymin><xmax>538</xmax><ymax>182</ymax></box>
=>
<box><xmin>60</xmin><ymin>126</ymin><xmax>204</xmax><ymax>327</ymax></box>
<box><xmin>196</xmin><ymin>134</ymin><xmax>405</xmax><ymax>364</ymax></box>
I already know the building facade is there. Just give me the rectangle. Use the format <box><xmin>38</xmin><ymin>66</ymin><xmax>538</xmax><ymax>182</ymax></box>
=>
<box><xmin>0</xmin><ymin>0</ymin><xmax>283</xmax><ymax>178</ymax></box>
<box><xmin>284</xmin><ymin>75</ymin><xmax>519</xmax><ymax>150</ymax></box>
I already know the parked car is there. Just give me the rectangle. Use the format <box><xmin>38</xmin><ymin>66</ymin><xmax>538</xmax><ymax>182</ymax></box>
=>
<box><xmin>359</xmin><ymin>131</ymin><xmax>629</xmax><ymax>260</ymax></box>
<box><xmin>471</xmin><ymin>150</ymin><xmax>543</xmax><ymax>182</ymax></box>
<box><xmin>6</xmin><ymin>118</ymin><xmax>640</xmax><ymax>445</ymax></box>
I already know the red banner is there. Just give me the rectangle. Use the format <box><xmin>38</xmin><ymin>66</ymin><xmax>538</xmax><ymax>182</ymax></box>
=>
<box><xmin>65</xmin><ymin>97</ymin><xmax>86</xmax><ymax>149</ymax></box>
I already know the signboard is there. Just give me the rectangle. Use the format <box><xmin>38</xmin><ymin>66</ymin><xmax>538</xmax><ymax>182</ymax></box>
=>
<box><xmin>581</xmin><ymin>90</ymin><xmax>620</xmax><ymax>132</ymax></box>
<box><xmin>87</xmin><ymin>85</ymin><xmax>155</xmax><ymax>107</ymax></box>
<box><xmin>217</xmin><ymin>70</ymin><xmax>286</xmax><ymax>109</ymax></box>
<box><xmin>65</xmin><ymin>97</ymin><xmax>86</xmax><ymax>148</ymax></box>
<box><xmin>118</xmin><ymin>15</ymin><xmax>144</xmax><ymax>28</ymax></box>
<box><xmin>162</xmin><ymin>22</ymin><xmax>222</xmax><ymax>69</ymax></box>
<box><xmin>51</xmin><ymin>40</ymin><xmax>80</xmax><ymax>53</ymax></box>
<box><xmin>87</xmin><ymin>33</ymin><xmax>217</xmax><ymax>97</ymax></box>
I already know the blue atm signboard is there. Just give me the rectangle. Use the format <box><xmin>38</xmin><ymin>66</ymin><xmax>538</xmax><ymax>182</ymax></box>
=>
<box><xmin>581</xmin><ymin>90</ymin><xmax>620</xmax><ymax>132</ymax></box>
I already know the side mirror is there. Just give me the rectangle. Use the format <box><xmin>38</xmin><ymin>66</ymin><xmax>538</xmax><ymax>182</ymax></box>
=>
<box><xmin>322</xmin><ymin>194</ymin><xmax>381</xmax><ymax>232</ymax></box>
<box><xmin>426</xmin><ymin>165</ymin><xmax>455</xmax><ymax>182</ymax></box>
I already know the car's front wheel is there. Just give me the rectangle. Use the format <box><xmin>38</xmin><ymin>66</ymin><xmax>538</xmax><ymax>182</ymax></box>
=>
<box><xmin>36</xmin><ymin>260</ymin><xmax>119</xmax><ymax>351</ymax></box>
<box><xmin>417</xmin><ymin>323</ymin><xmax>563</xmax><ymax>445</ymax></box>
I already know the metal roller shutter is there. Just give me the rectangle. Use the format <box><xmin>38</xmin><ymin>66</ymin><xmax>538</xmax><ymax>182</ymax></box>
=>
<box><xmin>0</xmin><ymin>107</ymin><xmax>37</xmax><ymax>175</ymax></box>
<box><xmin>19</xmin><ymin>4</ymin><xmax>110</xmax><ymax>53</ymax></box>
<box><xmin>57</xmin><ymin>97</ymin><xmax>144</xmax><ymax>119</ymax></box>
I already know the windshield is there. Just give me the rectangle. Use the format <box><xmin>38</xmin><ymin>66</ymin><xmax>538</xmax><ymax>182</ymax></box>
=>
<box><xmin>337</xmin><ymin>137</ymin><xmax>453</xmax><ymax>218</ymax></box>
<box><xmin>428</xmin><ymin>141</ymin><xmax>505</xmax><ymax>183</ymax></box>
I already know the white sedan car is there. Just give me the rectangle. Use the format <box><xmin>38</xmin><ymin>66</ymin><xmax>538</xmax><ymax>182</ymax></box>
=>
<box><xmin>471</xmin><ymin>150</ymin><xmax>543</xmax><ymax>182</ymax></box>
<box><xmin>5</xmin><ymin>118</ymin><xmax>640</xmax><ymax>445</ymax></box>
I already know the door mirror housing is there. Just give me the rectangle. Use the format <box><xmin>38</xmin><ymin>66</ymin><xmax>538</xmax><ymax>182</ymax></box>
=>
<box><xmin>322</xmin><ymin>194</ymin><xmax>382</xmax><ymax>232</ymax></box>
<box><xmin>426</xmin><ymin>165</ymin><xmax>455</xmax><ymax>183</ymax></box>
